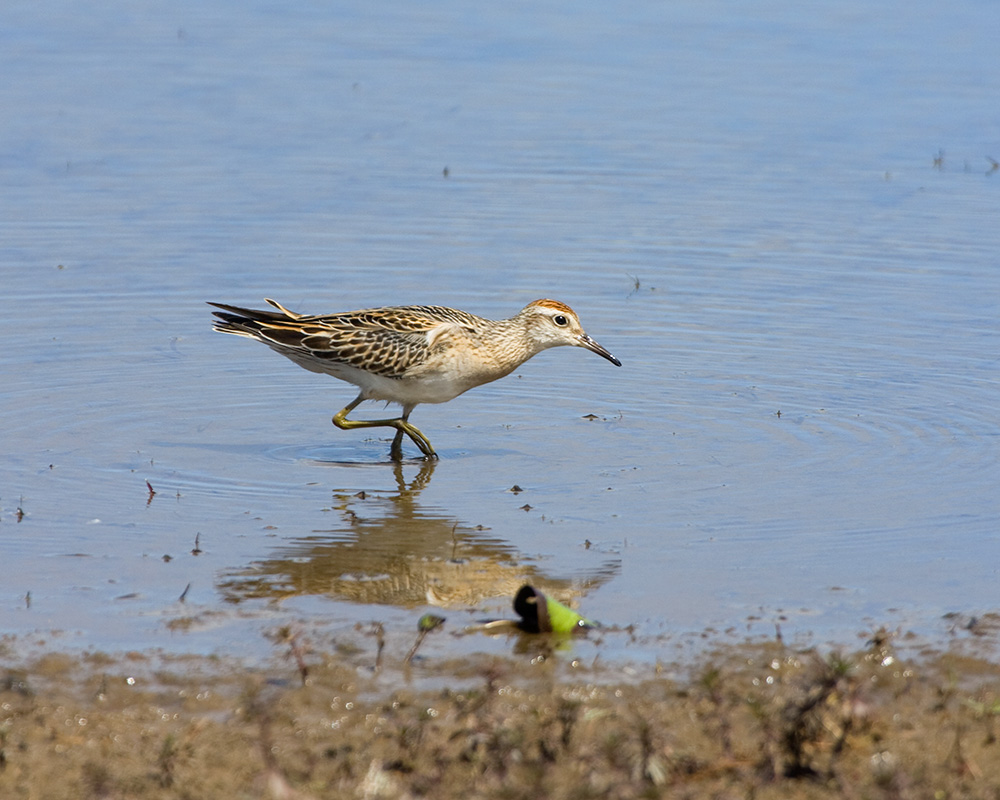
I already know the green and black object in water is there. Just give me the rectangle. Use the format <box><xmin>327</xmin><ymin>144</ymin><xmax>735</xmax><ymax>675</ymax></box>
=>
<box><xmin>514</xmin><ymin>585</ymin><xmax>597</xmax><ymax>634</ymax></box>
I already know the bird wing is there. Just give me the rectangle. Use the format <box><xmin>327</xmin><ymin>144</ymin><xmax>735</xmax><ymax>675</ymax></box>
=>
<box><xmin>210</xmin><ymin>301</ymin><xmax>468</xmax><ymax>378</ymax></box>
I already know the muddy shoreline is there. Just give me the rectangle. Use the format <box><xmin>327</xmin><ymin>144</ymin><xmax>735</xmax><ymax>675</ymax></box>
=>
<box><xmin>3</xmin><ymin>623</ymin><xmax>1000</xmax><ymax>799</ymax></box>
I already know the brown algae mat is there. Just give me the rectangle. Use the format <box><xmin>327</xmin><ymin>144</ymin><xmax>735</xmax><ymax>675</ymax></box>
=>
<box><xmin>2</xmin><ymin>627</ymin><xmax>1000</xmax><ymax>799</ymax></box>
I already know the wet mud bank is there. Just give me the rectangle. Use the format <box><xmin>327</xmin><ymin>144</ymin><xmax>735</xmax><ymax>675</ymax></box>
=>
<box><xmin>3</xmin><ymin>626</ymin><xmax>1000</xmax><ymax>799</ymax></box>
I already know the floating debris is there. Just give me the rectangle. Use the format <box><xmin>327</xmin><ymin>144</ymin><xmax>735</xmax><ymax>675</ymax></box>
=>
<box><xmin>513</xmin><ymin>585</ymin><xmax>596</xmax><ymax>634</ymax></box>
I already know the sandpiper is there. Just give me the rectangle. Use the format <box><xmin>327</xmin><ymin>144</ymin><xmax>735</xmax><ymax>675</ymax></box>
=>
<box><xmin>209</xmin><ymin>298</ymin><xmax>621</xmax><ymax>460</ymax></box>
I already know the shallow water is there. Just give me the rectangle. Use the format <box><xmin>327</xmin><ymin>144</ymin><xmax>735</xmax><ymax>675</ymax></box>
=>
<box><xmin>2</xmin><ymin>0</ymin><xmax>998</xmax><ymax>663</ymax></box>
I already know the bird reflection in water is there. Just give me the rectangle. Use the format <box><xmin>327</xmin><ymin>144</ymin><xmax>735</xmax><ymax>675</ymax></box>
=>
<box><xmin>217</xmin><ymin>460</ymin><xmax>618</xmax><ymax>610</ymax></box>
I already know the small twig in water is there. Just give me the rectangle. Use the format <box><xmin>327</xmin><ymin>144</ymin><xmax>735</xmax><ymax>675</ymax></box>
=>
<box><xmin>372</xmin><ymin>622</ymin><xmax>385</xmax><ymax>672</ymax></box>
<box><xmin>287</xmin><ymin>631</ymin><xmax>309</xmax><ymax>686</ymax></box>
<box><xmin>405</xmin><ymin>614</ymin><xmax>445</xmax><ymax>664</ymax></box>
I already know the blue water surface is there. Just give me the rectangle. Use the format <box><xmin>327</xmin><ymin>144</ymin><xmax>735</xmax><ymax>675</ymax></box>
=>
<box><xmin>1</xmin><ymin>0</ymin><xmax>998</xmax><ymax>664</ymax></box>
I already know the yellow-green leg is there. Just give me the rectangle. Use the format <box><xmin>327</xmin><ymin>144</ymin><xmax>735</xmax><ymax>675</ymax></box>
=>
<box><xmin>332</xmin><ymin>396</ymin><xmax>437</xmax><ymax>461</ymax></box>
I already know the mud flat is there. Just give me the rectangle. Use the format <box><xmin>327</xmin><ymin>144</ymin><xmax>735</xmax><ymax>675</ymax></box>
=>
<box><xmin>3</xmin><ymin>620</ymin><xmax>1000</xmax><ymax>799</ymax></box>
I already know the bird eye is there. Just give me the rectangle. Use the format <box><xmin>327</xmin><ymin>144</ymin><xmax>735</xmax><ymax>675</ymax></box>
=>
<box><xmin>553</xmin><ymin>315</ymin><xmax>568</xmax><ymax>326</ymax></box>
